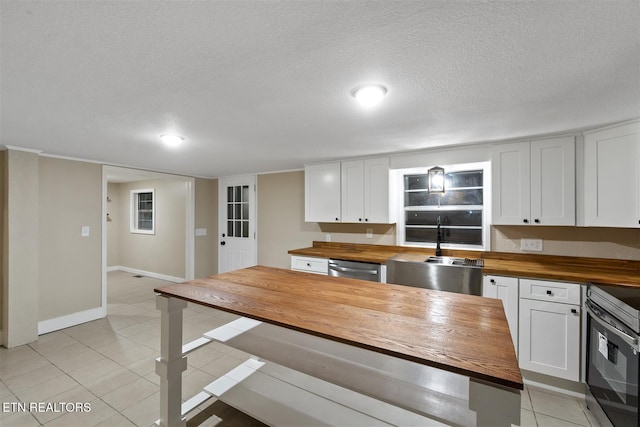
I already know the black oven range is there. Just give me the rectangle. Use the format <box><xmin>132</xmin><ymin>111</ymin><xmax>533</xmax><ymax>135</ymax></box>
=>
<box><xmin>586</xmin><ymin>283</ymin><xmax>640</xmax><ymax>427</ymax></box>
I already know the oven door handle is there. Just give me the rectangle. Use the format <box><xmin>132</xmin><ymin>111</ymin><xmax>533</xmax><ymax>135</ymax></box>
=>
<box><xmin>586</xmin><ymin>301</ymin><xmax>639</xmax><ymax>350</ymax></box>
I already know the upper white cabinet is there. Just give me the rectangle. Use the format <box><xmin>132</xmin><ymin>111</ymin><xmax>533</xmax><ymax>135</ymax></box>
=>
<box><xmin>584</xmin><ymin>121</ymin><xmax>640</xmax><ymax>228</ymax></box>
<box><xmin>342</xmin><ymin>158</ymin><xmax>393</xmax><ymax>223</ymax></box>
<box><xmin>305</xmin><ymin>162</ymin><xmax>341</xmax><ymax>222</ymax></box>
<box><xmin>492</xmin><ymin>137</ymin><xmax>575</xmax><ymax>226</ymax></box>
<box><xmin>306</xmin><ymin>158</ymin><xmax>394</xmax><ymax>223</ymax></box>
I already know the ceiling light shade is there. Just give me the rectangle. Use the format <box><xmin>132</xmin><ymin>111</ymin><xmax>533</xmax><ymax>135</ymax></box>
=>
<box><xmin>352</xmin><ymin>85</ymin><xmax>387</xmax><ymax>108</ymax></box>
<box><xmin>160</xmin><ymin>134</ymin><xmax>184</xmax><ymax>147</ymax></box>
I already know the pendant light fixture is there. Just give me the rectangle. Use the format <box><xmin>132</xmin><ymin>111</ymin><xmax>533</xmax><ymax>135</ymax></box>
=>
<box><xmin>428</xmin><ymin>166</ymin><xmax>445</xmax><ymax>193</ymax></box>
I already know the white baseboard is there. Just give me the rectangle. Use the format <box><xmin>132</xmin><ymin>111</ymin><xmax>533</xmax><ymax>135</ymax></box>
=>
<box><xmin>38</xmin><ymin>306</ymin><xmax>106</xmax><ymax>335</ymax></box>
<box><xmin>110</xmin><ymin>266</ymin><xmax>185</xmax><ymax>283</ymax></box>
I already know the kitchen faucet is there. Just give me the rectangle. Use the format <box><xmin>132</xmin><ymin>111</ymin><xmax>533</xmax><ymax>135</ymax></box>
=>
<box><xmin>435</xmin><ymin>216</ymin><xmax>442</xmax><ymax>256</ymax></box>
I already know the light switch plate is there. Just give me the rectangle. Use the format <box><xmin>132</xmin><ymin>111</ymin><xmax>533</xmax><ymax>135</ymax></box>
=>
<box><xmin>521</xmin><ymin>238</ymin><xmax>543</xmax><ymax>252</ymax></box>
<box><xmin>81</xmin><ymin>226</ymin><xmax>90</xmax><ymax>237</ymax></box>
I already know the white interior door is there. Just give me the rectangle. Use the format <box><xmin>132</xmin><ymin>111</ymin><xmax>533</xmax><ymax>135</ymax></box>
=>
<box><xmin>218</xmin><ymin>175</ymin><xmax>257</xmax><ymax>273</ymax></box>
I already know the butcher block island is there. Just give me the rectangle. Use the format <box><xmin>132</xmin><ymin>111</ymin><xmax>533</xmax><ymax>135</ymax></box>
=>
<box><xmin>154</xmin><ymin>266</ymin><xmax>523</xmax><ymax>427</ymax></box>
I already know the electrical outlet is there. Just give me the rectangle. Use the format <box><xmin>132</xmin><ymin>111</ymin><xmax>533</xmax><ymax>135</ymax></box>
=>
<box><xmin>366</xmin><ymin>228</ymin><xmax>373</xmax><ymax>238</ymax></box>
<box><xmin>521</xmin><ymin>238</ymin><xmax>543</xmax><ymax>252</ymax></box>
<box><xmin>81</xmin><ymin>226</ymin><xmax>90</xmax><ymax>237</ymax></box>
<box><xmin>325</xmin><ymin>234</ymin><xmax>331</xmax><ymax>242</ymax></box>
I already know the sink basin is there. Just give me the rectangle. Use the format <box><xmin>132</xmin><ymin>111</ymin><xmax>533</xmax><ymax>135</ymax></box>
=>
<box><xmin>387</xmin><ymin>254</ymin><xmax>484</xmax><ymax>296</ymax></box>
<box><xmin>425</xmin><ymin>256</ymin><xmax>466</xmax><ymax>266</ymax></box>
<box><xmin>425</xmin><ymin>256</ymin><xmax>449</xmax><ymax>264</ymax></box>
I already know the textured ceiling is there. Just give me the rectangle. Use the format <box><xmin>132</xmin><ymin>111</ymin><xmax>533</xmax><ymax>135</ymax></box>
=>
<box><xmin>1</xmin><ymin>0</ymin><xmax>639</xmax><ymax>178</ymax></box>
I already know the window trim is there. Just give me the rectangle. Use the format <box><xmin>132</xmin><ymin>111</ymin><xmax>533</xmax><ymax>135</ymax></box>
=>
<box><xmin>130</xmin><ymin>188</ymin><xmax>155</xmax><ymax>235</ymax></box>
<box><xmin>395</xmin><ymin>162</ymin><xmax>491</xmax><ymax>251</ymax></box>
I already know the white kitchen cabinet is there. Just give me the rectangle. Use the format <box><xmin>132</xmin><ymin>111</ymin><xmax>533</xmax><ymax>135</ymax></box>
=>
<box><xmin>305</xmin><ymin>162</ymin><xmax>341</xmax><ymax>222</ymax></box>
<box><xmin>306</xmin><ymin>158</ymin><xmax>394</xmax><ymax>224</ymax></box>
<box><xmin>492</xmin><ymin>137</ymin><xmax>575</xmax><ymax>226</ymax></box>
<box><xmin>584</xmin><ymin>120</ymin><xmax>640</xmax><ymax>228</ymax></box>
<box><xmin>290</xmin><ymin>255</ymin><xmax>328</xmax><ymax>275</ymax></box>
<box><xmin>341</xmin><ymin>157</ymin><xmax>393</xmax><ymax>223</ymax></box>
<box><xmin>482</xmin><ymin>275</ymin><xmax>519</xmax><ymax>354</ymax></box>
<box><xmin>519</xmin><ymin>279</ymin><xmax>581</xmax><ymax>381</ymax></box>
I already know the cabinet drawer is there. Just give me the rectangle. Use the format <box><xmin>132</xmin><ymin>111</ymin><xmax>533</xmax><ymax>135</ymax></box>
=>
<box><xmin>520</xmin><ymin>279</ymin><xmax>581</xmax><ymax>304</ymax></box>
<box><xmin>291</xmin><ymin>256</ymin><xmax>328</xmax><ymax>275</ymax></box>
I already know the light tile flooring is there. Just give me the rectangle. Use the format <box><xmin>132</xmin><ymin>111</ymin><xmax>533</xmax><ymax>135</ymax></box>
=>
<box><xmin>0</xmin><ymin>271</ymin><xmax>603</xmax><ymax>427</ymax></box>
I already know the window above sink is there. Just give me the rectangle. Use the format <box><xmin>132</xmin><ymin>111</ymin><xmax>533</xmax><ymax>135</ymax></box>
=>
<box><xmin>395</xmin><ymin>162</ymin><xmax>490</xmax><ymax>251</ymax></box>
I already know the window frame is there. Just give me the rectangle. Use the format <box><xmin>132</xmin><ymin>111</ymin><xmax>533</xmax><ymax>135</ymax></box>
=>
<box><xmin>395</xmin><ymin>162</ymin><xmax>491</xmax><ymax>251</ymax></box>
<box><xmin>130</xmin><ymin>188</ymin><xmax>155</xmax><ymax>235</ymax></box>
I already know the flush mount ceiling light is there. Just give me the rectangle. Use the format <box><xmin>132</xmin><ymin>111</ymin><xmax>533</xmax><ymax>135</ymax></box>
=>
<box><xmin>160</xmin><ymin>134</ymin><xmax>184</xmax><ymax>147</ymax></box>
<box><xmin>351</xmin><ymin>84</ymin><xmax>387</xmax><ymax>108</ymax></box>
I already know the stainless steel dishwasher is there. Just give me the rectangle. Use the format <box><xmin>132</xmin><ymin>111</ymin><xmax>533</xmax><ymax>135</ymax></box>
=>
<box><xmin>328</xmin><ymin>259</ymin><xmax>381</xmax><ymax>282</ymax></box>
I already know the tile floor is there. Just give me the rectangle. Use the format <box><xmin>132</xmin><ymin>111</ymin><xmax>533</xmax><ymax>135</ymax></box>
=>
<box><xmin>0</xmin><ymin>270</ymin><xmax>603</xmax><ymax>426</ymax></box>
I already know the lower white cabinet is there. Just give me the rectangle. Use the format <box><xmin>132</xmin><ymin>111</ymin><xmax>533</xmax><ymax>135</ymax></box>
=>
<box><xmin>519</xmin><ymin>280</ymin><xmax>581</xmax><ymax>381</ymax></box>
<box><xmin>290</xmin><ymin>256</ymin><xmax>328</xmax><ymax>275</ymax></box>
<box><xmin>482</xmin><ymin>275</ymin><xmax>519</xmax><ymax>354</ymax></box>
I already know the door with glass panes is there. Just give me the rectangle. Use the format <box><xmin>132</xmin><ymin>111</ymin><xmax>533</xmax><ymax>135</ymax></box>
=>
<box><xmin>218</xmin><ymin>175</ymin><xmax>257</xmax><ymax>273</ymax></box>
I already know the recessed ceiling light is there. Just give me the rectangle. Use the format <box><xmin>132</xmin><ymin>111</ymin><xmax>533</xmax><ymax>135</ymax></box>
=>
<box><xmin>160</xmin><ymin>134</ymin><xmax>184</xmax><ymax>147</ymax></box>
<box><xmin>351</xmin><ymin>84</ymin><xmax>387</xmax><ymax>108</ymax></box>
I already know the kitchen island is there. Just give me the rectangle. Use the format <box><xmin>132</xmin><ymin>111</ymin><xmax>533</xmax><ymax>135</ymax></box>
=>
<box><xmin>155</xmin><ymin>266</ymin><xmax>522</xmax><ymax>427</ymax></box>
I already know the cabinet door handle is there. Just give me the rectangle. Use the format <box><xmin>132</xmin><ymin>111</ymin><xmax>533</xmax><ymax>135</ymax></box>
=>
<box><xmin>359</xmin><ymin>218</ymin><xmax>362</xmax><ymax>222</ymax></box>
<box><xmin>546</xmin><ymin>290</ymin><xmax>553</xmax><ymax>296</ymax></box>
<box><xmin>490</xmin><ymin>279</ymin><xmax>496</xmax><ymax>284</ymax></box>
<box><xmin>335</xmin><ymin>217</ymin><xmax>339</xmax><ymax>221</ymax></box>
<box><xmin>571</xmin><ymin>308</ymin><xmax>578</xmax><ymax>314</ymax></box>
<box><xmin>523</xmin><ymin>219</ymin><xmax>529</xmax><ymax>223</ymax></box>
<box><xmin>534</xmin><ymin>219</ymin><xmax>540</xmax><ymax>224</ymax></box>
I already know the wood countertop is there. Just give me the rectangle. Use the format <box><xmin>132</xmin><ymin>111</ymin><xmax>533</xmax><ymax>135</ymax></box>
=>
<box><xmin>155</xmin><ymin>265</ymin><xmax>523</xmax><ymax>390</ymax></box>
<box><xmin>289</xmin><ymin>242</ymin><xmax>640</xmax><ymax>287</ymax></box>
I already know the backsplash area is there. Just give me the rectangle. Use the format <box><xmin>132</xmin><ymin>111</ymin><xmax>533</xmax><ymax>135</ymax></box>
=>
<box><xmin>315</xmin><ymin>223</ymin><xmax>640</xmax><ymax>261</ymax></box>
<box><xmin>492</xmin><ymin>226</ymin><xmax>640</xmax><ymax>261</ymax></box>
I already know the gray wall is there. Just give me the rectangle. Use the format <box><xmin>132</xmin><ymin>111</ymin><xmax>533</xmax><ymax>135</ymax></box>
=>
<box><xmin>2</xmin><ymin>150</ymin><xmax>40</xmax><ymax>347</ymax></box>
<box><xmin>0</xmin><ymin>150</ymin><xmax>4</xmax><ymax>333</ymax></box>
<box><xmin>109</xmin><ymin>178</ymin><xmax>187</xmax><ymax>279</ymax></box>
<box><xmin>195</xmin><ymin>178</ymin><xmax>218</xmax><ymax>278</ymax></box>
<box><xmin>255</xmin><ymin>169</ymin><xmax>640</xmax><ymax>266</ymax></box>
<box><xmin>39</xmin><ymin>157</ymin><xmax>102</xmax><ymax>321</ymax></box>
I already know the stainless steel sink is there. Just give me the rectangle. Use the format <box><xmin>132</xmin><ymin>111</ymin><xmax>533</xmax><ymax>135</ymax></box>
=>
<box><xmin>386</xmin><ymin>254</ymin><xmax>484</xmax><ymax>296</ymax></box>
<box><xmin>425</xmin><ymin>256</ymin><xmax>465</xmax><ymax>265</ymax></box>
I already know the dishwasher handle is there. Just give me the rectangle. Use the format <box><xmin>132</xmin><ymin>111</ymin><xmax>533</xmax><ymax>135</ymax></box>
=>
<box><xmin>328</xmin><ymin>263</ymin><xmax>379</xmax><ymax>275</ymax></box>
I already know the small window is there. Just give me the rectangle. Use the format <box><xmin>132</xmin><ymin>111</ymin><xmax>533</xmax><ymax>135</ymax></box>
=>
<box><xmin>131</xmin><ymin>189</ymin><xmax>155</xmax><ymax>234</ymax></box>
